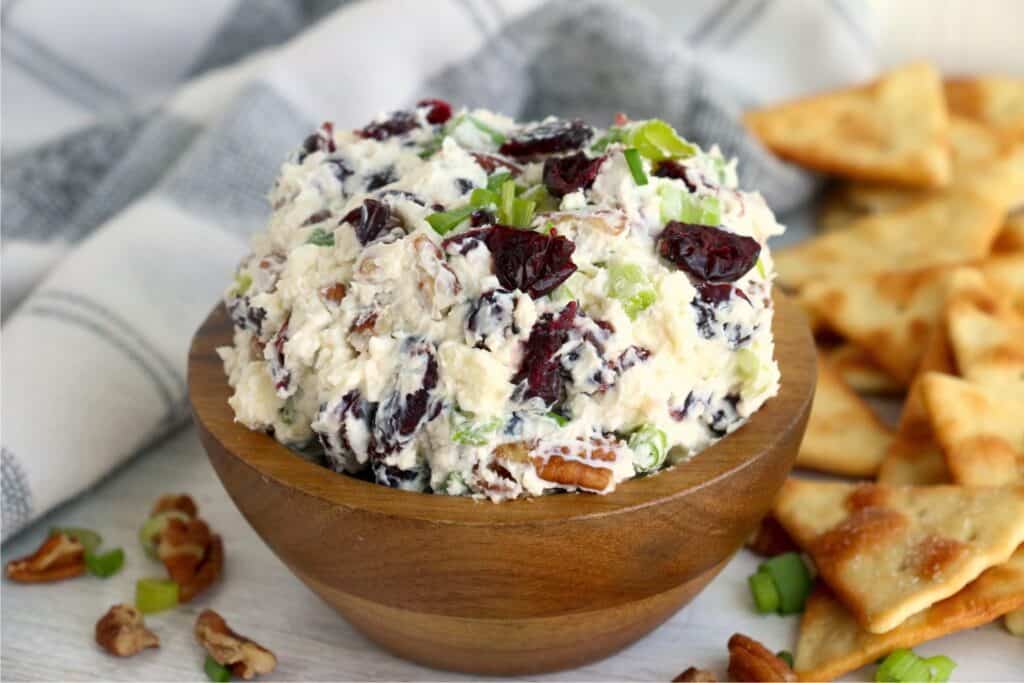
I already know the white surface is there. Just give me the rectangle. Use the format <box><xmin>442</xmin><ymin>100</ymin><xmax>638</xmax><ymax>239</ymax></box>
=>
<box><xmin>2</xmin><ymin>428</ymin><xmax>1022</xmax><ymax>682</ymax></box>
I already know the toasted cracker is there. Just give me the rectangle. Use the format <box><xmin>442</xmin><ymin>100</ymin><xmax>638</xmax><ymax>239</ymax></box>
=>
<box><xmin>773</xmin><ymin>479</ymin><xmax>1024</xmax><ymax>634</ymax></box>
<box><xmin>745</xmin><ymin>63</ymin><xmax>951</xmax><ymax>187</ymax></box>
<box><xmin>876</xmin><ymin>324</ymin><xmax>956</xmax><ymax>486</ymax></box>
<box><xmin>922</xmin><ymin>373</ymin><xmax>1024</xmax><ymax>487</ymax></box>
<box><xmin>946</xmin><ymin>76</ymin><xmax>1024</xmax><ymax>143</ymax></box>
<box><xmin>823</xmin><ymin>343</ymin><xmax>904</xmax><ymax>394</ymax></box>
<box><xmin>944</xmin><ymin>271</ymin><xmax>1024</xmax><ymax>402</ymax></box>
<box><xmin>776</xmin><ymin>191</ymin><xmax>1005</xmax><ymax>291</ymax></box>
<box><xmin>979</xmin><ymin>252</ymin><xmax>1024</xmax><ymax>316</ymax></box>
<box><xmin>996</xmin><ymin>211</ymin><xmax>1024</xmax><ymax>252</ymax></box>
<box><xmin>793</xmin><ymin>547</ymin><xmax>1024</xmax><ymax>681</ymax></box>
<box><xmin>795</xmin><ymin>355</ymin><xmax>894</xmax><ymax>477</ymax></box>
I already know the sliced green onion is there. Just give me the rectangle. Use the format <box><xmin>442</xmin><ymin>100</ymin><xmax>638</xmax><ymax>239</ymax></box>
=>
<box><xmin>756</xmin><ymin>257</ymin><xmax>767</xmax><ymax>279</ymax></box>
<box><xmin>441</xmin><ymin>472</ymin><xmax>468</xmax><ymax>495</ymax></box>
<box><xmin>624</xmin><ymin>148</ymin><xmax>648</xmax><ymax>186</ymax></box>
<box><xmin>541</xmin><ymin>220</ymin><xmax>556</xmax><ymax>235</ymax></box>
<box><xmin>500</xmin><ymin>179</ymin><xmax>517</xmax><ymax>221</ymax></box>
<box><xmin>659</xmin><ymin>185</ymin><xmax>684</xmax><ymax>223</ymax></box>
<box><xmin>466</xmin><ymin>115</ymin><xmax>506</xmax><ymax>144</ymax></box>
<box><xmin>510</xmin><ymin>198</ymin><xmax>536</xmax><ymax>228</ymax></box>
<box><xmin>629</xmin><ymin>424</ymin><xmax>669</xmax><ymax>473</ymax></box>
<box><xmin>776</xmin><ymin>651</ymin><xmax>794</xmax><ymax>668</ymax></box>
<box><xmin>875</xmin><ymin>649</ymin><xmax>932</xmax><ymax>682</ymax></box>
<box><xmin>470</xmin><ymin>188</ymin><xmax>499</xmax><ymax>208</ymax></box>
<box><xmin>306</xmin><ymin>227</ymin><xmax>335</xmax><ymax>247</ymax></box>
<box><xmin>590</xmin><ymin>126</ymin><xmax>627</xmax><ymax>153</ymax></box>
<box><xmin>606</xmin><ymin>262</ymin><xmax>656</xmax><ymax>319</ymax></box>
<box><xmin>627</xmin><ymin>119</ymin><xmax>697</xmax><ymax>161</ymax></box>
<box><xmin>426</xmin><ymin>204</ymin><xmax>476</xmax><ymax>236</ymax></box>
<box><xmin>139</xmin><ymin>511</ymin><xmax>190</xmax><ymax>559</ymax></box>
<box><xmin>748</xmin><ymin>569</ymin><xmax>780</xmax><ymax>613</ymax></box>
<box><xmin>519</xmin><ymin>184</ymin><xmax>559</xmax><ymax>212</ymax></box>
<box><xmin>546</xmin><ymin>412</ymin><xmax>570</xmax><ymax>427</ymax></box>
<box><xmin>678</xmin><ymin>194</ymin><xmax>721</xmax><ymax>226</ymax></box>
<box><xmin>51</xmin><ymin>527</ymin><xmax>102</xmax><ymax>554</ymax></box>
<box><xmin>451</xmin><ymin>411</ymin><xmax>504</xmax><ymax>446</ymax></box>
<box><xmin>85</xmin><ymin>548</ymin><xmax>125</xmax><ymax>578</ymax></box>
<box><xmin>923</xmin><ymin>656</ymin><xmax>957</xmax><ymax>682</ymax></box>
<box><xmin>233</xmin><ymin>272</ymin><xmax>253</xmax><ymax>295</ymax></box>
<box><xmin>135</xmin><ymin>578</ymin><xmax>179</xmax><ymax>614</ymax></box>
<box><xmin>760</xmin><ymin>552</ymin><xmax>813</xmax><ymax>614</ymax></box>
<box><xmin>495</xmin><ymin>179</ymin><xmax>535</xmax><ymax>227</ymax></box>
<box><xmin>486</xmin><ymin>171</ymin><xmax>513</xmax><ymax>193</ymax></box>
<box><xmin>204</xmin><ymin>655</ymin><xmax>232</xmax><ymax>683</ymax></box>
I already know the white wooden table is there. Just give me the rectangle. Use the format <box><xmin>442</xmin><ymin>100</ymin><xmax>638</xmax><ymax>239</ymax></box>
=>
<box><xmin>3</xmin><ymin>428</ymin><xmax>1022</xmax><ymax>681</ymax></box>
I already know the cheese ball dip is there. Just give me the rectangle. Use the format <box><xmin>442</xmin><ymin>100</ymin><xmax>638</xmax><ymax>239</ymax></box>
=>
<box><xmin>218</xmin><ymin>100</ymin><xmax>784</xmax><ymax>500</ymax></box>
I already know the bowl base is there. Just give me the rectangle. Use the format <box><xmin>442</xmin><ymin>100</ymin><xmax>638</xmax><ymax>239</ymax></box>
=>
<box><xmin>296</xmin><ymin>557</ymin><xmax>730</xmax><ymax>675</ymax></box>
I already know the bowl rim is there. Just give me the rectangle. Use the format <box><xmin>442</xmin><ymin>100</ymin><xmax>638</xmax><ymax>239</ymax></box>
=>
<box><xmin>188</xmin><ymin>291</ymin><xmax>815</xmax><ymax>526</ymax></box>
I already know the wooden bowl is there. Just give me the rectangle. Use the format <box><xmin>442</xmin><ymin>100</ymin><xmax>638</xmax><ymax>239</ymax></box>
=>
<box><xmin>188</xmin><ymin>292</ymin><xmax>815</xmax><ymax>675</ymax></box>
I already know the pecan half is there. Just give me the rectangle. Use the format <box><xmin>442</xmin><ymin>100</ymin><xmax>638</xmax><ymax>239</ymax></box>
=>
<box><xmin>6</xmin><ymin>532</ymin><xmax>85</xmax><ymax>583</ymax></box>
<box><xmin>156</xmin><ymin>517</ymin><xmax>223</xmax><ymax>602</ymax></box>
<box><xmin>529</xmin><ymin>438</ymin><xmax>625</xmax><ymax>493</ymax></box>
<box><xmin>195</xmin><ymin>609</ymin><xmax>277</xmax><ymax>680</ymax></box>
<box><xmin>95</xmin><ymin>604</ymin><xmax>159</xmax><ymax>656</ymax></box>
<box><xmin>179</xmin><ymin>535</ymin><xmax>224</xmax><ymax>603</ymax></box>
<box><xmin>674</xmin><ymin>666</ymin><xmax>718</xmax><ymax>682</ymax></box>
<box><xmin>151</xmin><ymin>493</ymin><xmax>198</xmax><ymax>519</ymax></box>
<box><xmin>727</xmin><ymin>634</ymin><xmax>796</xmax><ymax>682</ymax></box>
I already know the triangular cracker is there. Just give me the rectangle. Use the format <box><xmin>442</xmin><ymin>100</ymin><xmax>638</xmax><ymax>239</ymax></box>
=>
<box><xmin>946</xmin><ymin>76</ymin><xmax>1024</xmax><ymax>143</ymax></box>
<box><xmin>996</xmin><ymin>211</ymin><xmax>1024</xmax><ymax>252</ymax></box>
<box><xmin>922</xmin><ymin>373</ymin><xmax>1024</xmax><ymax>487</ymax></box>
<box><xmin>745</xmin><ymin>63</ymin><xmax>951</xmax><ymax>187</ymax></box>
<box><xmin>773</xmin><ymin>479</ymin><xmax>1024</xmax><ymax>634</ymax></box>
<box><xmin>823</xmin><ymin>343</ymin><xmax>903</xmax><ymax>394</ymax></box>
<box><xmin>796</xmin><ymin>355</ymin><xmax>894</xmax><ymax>477</ymax></box>
<box><xmin>979</xmin><ymin>252</ymin><xmax>1024</xmax><ymax>317</ymax></box>
<box><xmin>793</xmin><ymin>548</ymin><xmax>1024</xmax><ymax>682</ymax></box>
<box><xmin>776</xmin><ymin>191</ymin><xmax>1004</xmax><ymax>290</ymax></box>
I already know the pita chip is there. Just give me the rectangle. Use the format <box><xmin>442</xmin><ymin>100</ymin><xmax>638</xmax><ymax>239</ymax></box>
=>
<box><xmin>745</xmin><ymin>63</ymin><xmax>951</xmax><ymax>187</ymax></box>
<box><xmin>996</xmin><ymin>211</ymin><xmax>1024</xmax><ymax>252</ymax></box>
<box><xmin>793</xmin><ymin>548</ymin><xmax>1024</xmax><ymax>682</ymax></box>
<box><xmin>922</xmin><ymin>373</ymin><xmax>1024</xmax><ymax>487</ymax></box>
<box><xmin>946</xmin><ymin>76</ymin><xmax>1024</xmax><ymax>143</ymax></box>
<box><xmin>979</xmin><ymin>252</ymin><xmax>1024</xmax><ymax>316</ymax></box>
<box><xmin>795</xmin><ymin>355</ymin><xmax>893</xmax><ymax>477</ymax></box>
<box><xmin>823</xmin><ymin>343</ymin><xmax>903</xmax><ymax>394</ymax></box>
<box><xmin>773</xmin><ymin>479</ymin><xmax>1024</xmax><ymax>634</ymax></box>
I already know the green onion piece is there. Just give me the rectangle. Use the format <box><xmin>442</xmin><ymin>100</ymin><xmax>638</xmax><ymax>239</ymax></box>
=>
<box><xmin>627</xmin><ymin>119</ymin><xmax>698</xmax><ymax>161</ymax></box>
<box><xmin>546</xmin><ymin>412</ymin><xmax>570</xmax><ymax>427</ymax></box>
<box><xmin>776</xmin><ymin>651</ymin><xmax>794</xmax><ymax>668</ymax></box>
<box><xmin>51</xmin><ymin>527</ymin><xmax>103</xmax><ymax>554</ymax></box>
<box><xmin>418</xmin><ymin>135</ymin><xmax>444</xmax><ymax>159</ymax></box>
<box><xmin>624</xmin><ymin>148</ymin><xmax>648</xmax><ymax>186</ymax></box>
<box><xmin>875</xmin><ymin>649</ymin><xmax>934</xmax><ymax>682</ymax></box>
<box><xmin>679</xmin><ymin>194</ymin><xmax>721</xmax><ymax>226</ymax></box>
<box><xmin>659</xmin><ymin>185</ymin><xmax>684</xmax><ymax>223</ymax></box>
<box><xmin>204</xmin><ymin>655</ymin><xmax>232</xmax><ymax>683</ymax></box>
<box><xmin>748</xmin><ymin>569</ymin><xmax>780</xmax><ymax>613</ymax></box>
<box><xmin>470</xmin><ymin>188</ymin><xmax>499</xmax><ymax>208</ymax></box>
<box><xmin>486</xmin><ymin>171</ymin><xmax>513</xmax><ymax>193</ymax></box>
<box><xmin>466</xmin><ymin>115</ymin><xmax>506</xmax><ymax>144</ymax></box>
<box><xmin>85</xmin><ymin>548</ymin><xmax>125</xmax><ymax>578</ymax></box>
<box><xmin>923</xmin><ymin>656</ymin><xmax>957</xmax><ymax>682</ymax></box>
<box><xmin>499</xmin><ymin>179</ymin><xmax>517</xmax><ymax>223</ymax></box>
<box><xmin>426</xmin><ymin>204</ymin><xmax>476</xmax><ymax>235</ymax></box>
<box><xmin>760</xmin><ymin>553</ymin><xmax>813</xmax><ymax>614</ymax></box>
<box><xmin>139</xmin><ymin>511</ymin><xmax>190</xmax><ymax>559</ymax></box>
<box><xmin>135</xmin><ymin>578</ymin><xmax>179</xmax><ymax>614</ymax></box>
<box><xmin>606</xmin><ymin>262</ymin><xmax>656</xmax><ymax>319</ymax></box>
<box><xmin>306</xmin><ymin>227</ymin><xmax>335</xmax><ymax>247</ymax></box>
<box><xmin>590</xmin><ymin>126</ymin><xmax>627</xmax><ymax>153</ymax></box>
<box><xmin>510</xmin><ymin>198</ymin><xmax>536</xmax><ymax>228</ymax></box>
<box><xmin>451</xmin><ymin>412</ymin><xmax>504</xmax><ymax>446</ymax></box>
<box><xmin>519</xmin><ymin>184</ymin><xmax>559</xmax><ymax>212</ymax></box>
<box><xmin>233</xmin><ymin>272</ymin><xmax>253</xmax><ymax>295</ymax></box>
<box><xmin>629</xmin><ymin>424</ymin><xmax>669</xmax><ymax>473</ymax></box>
<box><xmin>756</xmin><ymin>257</ymin><xmax>767</xmax><ymax>279</ymax></box>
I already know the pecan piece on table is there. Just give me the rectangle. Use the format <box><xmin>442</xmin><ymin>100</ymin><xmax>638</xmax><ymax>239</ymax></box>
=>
<box><xmin>95</xmin><ymin>604</ymin><xmax>159</xmax><ymax>656</ymax></box>
<box><xmin>727</xmin><ymin>633</ymin><xmax>796</xmax><ymax>682</ymax></box>
<box><xmin>5</xmin><ymin>532</ymin><xmax>85</xmax><ymax>583</ymax></box>
<box><xmin>674</xmin><ymin>666</ymin><xmax>718</xmax><ymax>681</ymax></box>
<box><xmin>151</xmin><ymin>493</ymin><xmax>198</xmax><ymax>519</ymax></box>
<box><xmin>156</xmin><ymin>516</ymin><xmax>223</xmax><ymax>602</ymax></box>
<box><xmin>195</xmin><ymin>609</ymin><xmax>277</xmax><ymax>680</ymax></box>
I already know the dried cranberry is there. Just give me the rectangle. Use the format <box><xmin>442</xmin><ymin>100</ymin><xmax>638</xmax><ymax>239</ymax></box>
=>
<box><xmin>653</xmin><ymin>160</ymin><xmax>697</xmax><ymax>192</ymax></box>
<box><xmin>467</xmin><ymin>289</ymin><xmax>518</xmax><ymax>347</ymax></box>
<box><xmin>417</xmin><ymin>98</ymin><xmax>452</xmax><ymax>124</ymax></box>
<box><xmin>483</xmin><ymin>225</ymin><xmax>577</xmax><ymax>298</ymax></box>
<box><xmin>365</xmin><ymin>167</ymin><xmax>396</xmax><ymax>191</ymax></box>
<box><xmin>316</xmin><ymin>390</ymin><xmax>374</xmax><ymax>473</ymax></box>
<box><xmin>615</xmin><ymin>346</ymin><xmax>651</xmax><ymax>374</ymax></box>
<box><xmin>542</xmin><ymin>152</ymin><xmax>606</xmax><ymax>197</ymax></box>
<box><xmin>326</xmin><ymin>159</ymin><xmax>352</xmax><ymax>182</ymax></box>
<box><xmin>358</xmin><ymin>111</ymin><xmax>418</xmax><ymax>140</ymax></box>
<box><xmin>371</xmin><ymin>338</ymin><xmax>442</xmax><ymax>457</ymax></box>
<box><xmin>471</xmin><ymin>153</ymin><xmax>522</xmax><ymax>176</ymax></box>
<box><xmin>372</xmin><ymin>463</ymin><xmax>428</xmax><ymax>490</ymax></box>
<box><xmin>302</xmin><ymin>209</ymin><xmax>332</xmax><ymax>226</ymax></box>
<box><xmin>514</xmin><ymin>301</ymin><xmax>578</xmax><ymax>405</ymax></box>
<box><xmin>342</xmin><ymin>199</ymin><xmax>401</xmax><ymax>245</ymax></box>
<box><xmin>469</xmin><ymin>209</ymin><xmax>494</xmax><ymax>227</ymax></box>
<box><xmin>441</xmin><ymin>227</ymin><xmax>491</xmax><ymax>256</ymax></box>
<box><xmin>227</xmin><ymin>297</ymin><xmax>266</xmax><ymax>335</ymax></box>
<box><xmin>299</xmin><ymin>122</ymin><xmax>336</xmax><ymax>161</ymax></box>
<box><xmin>657</xmin><ymin>222</ymin><xmax>761</xmax><ymax>283</ymax></box>
<box><xmin>706</xmin><ymin>394</ymin><xmax>741</xmax><ymax>437</ymax></box>
<box><xmin>270</xmin><ymin>319</ymin><xmax>291</xmax><ymax>392</ymax></box>
<box><xmin>499</xmin><ymin>119</ymin><xmax>593</xmax><ymax>157</ymax></box>
<box><xmin>697</xmin><ymin>282</ymin><xmax>734</xmax><ymax>304</ymax></box>
<box><xmin>455</xmin><ymin>177</ymin><xmax>475</xmax><ymax>194</ymax></box>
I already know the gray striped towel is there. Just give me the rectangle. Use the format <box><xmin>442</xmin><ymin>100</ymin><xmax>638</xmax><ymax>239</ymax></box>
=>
<box><xmin>1</xmin><ymin>0</ymin><xmax>878</xmax><ymax>541</ymax></box>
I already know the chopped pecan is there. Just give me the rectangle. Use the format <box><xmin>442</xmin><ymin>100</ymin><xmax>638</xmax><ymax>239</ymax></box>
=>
<box><xmin>95</xmin><ymin>604</ymin><xmax>159</xmax><ymax>656</ymax></box>
<box><xmin>674</xmin><ymin>667</ymin><xmax>718</xmax><ymax>682</ymax></box>
<box><xmin>727</xmin><ymin>634</ymin><xmax>796</xmax><ymax>682</ymax></box>
<box><xmin>321</xmin><ymin>282</ymin><xmax>347</xmax><ymax>304</ymax></box>
<box><xmin>195</xmin><ymin>609</ymin><xmax>277</xmax><ymax>680</ymax></box>
<box><xmin>180</xmin><ymin>535</ymin><xmax>224</xmax><ymax>603</ymax></box>
<box><xmin>529</xmin><ymin>438</ymin><xmax>625</xmax><ymax>493</ymax></box>
<box><xmin>5</xmin><ymin>532</ymin><xmax>85</xmax><ymax>583</ymax></box>
<box><xmin>156</xmin><ymin>517</ymin><xmax>223</xmax><ymax>602</ymax></box>
<box><xmin>151</xmin><ymin>493</ymin><xmax>198</xmax><ymax>519</ymax></box>
<box><xmin>746</xmin><ymin>516</ymin><xmax>799</xmax><ymax>558</ymax></box>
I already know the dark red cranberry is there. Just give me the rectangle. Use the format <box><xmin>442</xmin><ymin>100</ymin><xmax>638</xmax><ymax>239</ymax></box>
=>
<box><xmin>471</xmin><ymin>153</ymin><xmax>522</xmax><ymax>176</ymax></box>
<box><xmin>707</xmin><ymin>394</ymin><xmax>741</xmax><ymax>437</ymax></box>
<box><xmin>653</xmin><ymin>160</ymin><xmax>697</xmax><ymax>192</ymax></box>
<box><xmin>417</xmin><ymin>98</ymin><xmax>452</xmax><ymax>124</ymax></box>
<box><xmin>657</xmin><ymin>222</ymin><xmax>761</xmax><ymax>283</ymax></box>
<box><xmin>302</xmin><ymin>209</ymin><xmax>332</xmax><ymax>226</ymax></box>
<box><xmin>358</xmin><ymin>111</ymin><xmax>418</xmax><ymax>140</ymax></box>
<box><xmin>371</xmin><ymin>338</ymin><xmax>442</xmax><ymax>457</ymax></box>
<box><xmin>615</xmin><ymin>346</ymin><xmax>651</xmax><ymax>374</ymax></box>
<box><xmin>514</xmin><ymin>301</ymin><xmax>579</xmax><ymax>405</ymax></box>
<box><xmin>455</xmin><ymin>177</ymin><xmax>475</xmax><ymax>194</ymax></box>
<box><xmin>270</xmin><ymin>319</ymin><xmax>291</xmax><ymax>392</ymax></box>
<box><xmin>469</xmin><ymin>209</ymin><xmax>494</xmax><ymax>227</ymax></box>
<box><xmin>467</xmin><ymin>289</ymin><xmax>518</xmax><ymax>347</ymax></box>
<box><xmin>342</xmin><ymin>199</ymin><xmax>401</xmax><ymax>245</ymax></box>
<box><xmin>483</xmin><ymin>225</ymin><xmax>577</xmax><ymax>298</ymax></box>
<box><xmin>372</xmin><ymin>463</ymin><xmax>428</xmax><ymax>490</ymax></box>
<box><xmin>326</xmin><ymin>159</ymin><xmax>352</xmax><ymax>181</ymax></box>
<box><xmin>316</xmin><ymin>390</ymin><xmax>374</xmax><ymax>472</ymax></box>
<box><xmin>499</xmin><ymin>119</ymin><xmax>593</xmax><ymax>157</ymax></box>
<box><xmin>441</xmin><ymin>227</ymin><xmax>491</xmax><ymax>256</ymax></box>
<box><xmin>542</xmin><ymin>152</ymin><xmax>606</xmax><ymax>197</ymax></box>
<box><xmin>298</xmin><ymin>122</ymin><xmax>336</xmax><ymax>161</ymax></box>
<box><xmin>365</xmin><ymin>167</ymin><xmax>396</xmax><ymax>191</ymax></box>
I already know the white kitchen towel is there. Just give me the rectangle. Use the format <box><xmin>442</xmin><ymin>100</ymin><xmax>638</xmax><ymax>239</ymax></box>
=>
<box><xmin>1</xmin><ymin>0</ymin><xmax>877</xmax><ymax>541</ymax></box>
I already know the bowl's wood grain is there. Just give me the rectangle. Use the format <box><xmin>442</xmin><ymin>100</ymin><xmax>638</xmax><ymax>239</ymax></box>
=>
<box><xmin>188</xmin><ymin>292</ymin><xmax>815</xmax><ymax>674</ymax></box>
